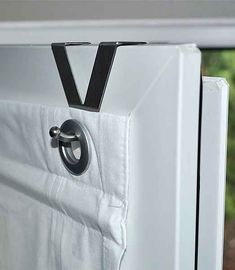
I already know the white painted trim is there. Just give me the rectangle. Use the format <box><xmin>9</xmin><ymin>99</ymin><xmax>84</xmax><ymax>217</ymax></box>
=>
<box><xmin>0</xmin><ymin>19</ymin><xmax>235</xmax><ymax>48</ymax></box>
<box><xmin>1</xmin><ymin>18</ymin><xmax>235</xmax><ymax>28</ymax></box>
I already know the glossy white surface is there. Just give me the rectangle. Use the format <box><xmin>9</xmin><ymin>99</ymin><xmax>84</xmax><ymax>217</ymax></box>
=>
<box><xmin>198</xmin><ymin>77</ymin><xmax>229</xmax><ymax>270</ymax></box>
<box><xmin>0</xmin><ymin>43</ymin><xmax>199</xmax><ymax>116</ymax></box>
<box><xmin>121</xmin><ymin>45</ymin><xmax>201</xmax><ymax>270</ymax></box>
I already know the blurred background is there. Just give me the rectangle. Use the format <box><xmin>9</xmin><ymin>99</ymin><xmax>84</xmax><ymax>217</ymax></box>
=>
<box><xmin>202</xmin><ymin>51</ymin><xmax>235</xmax><ymax>270</ymax></box>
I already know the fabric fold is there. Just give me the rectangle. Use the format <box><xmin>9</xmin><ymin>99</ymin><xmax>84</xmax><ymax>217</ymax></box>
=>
<box><xmin>0</xmin><ymin>101</ymin><xmax>130</xmax><ymax>270</ymax></box>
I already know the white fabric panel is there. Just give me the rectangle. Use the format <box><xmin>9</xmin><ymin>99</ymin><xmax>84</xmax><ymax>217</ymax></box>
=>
<box><xmin>0</xmin><ymin>101</ymin><xmax>129</xmax><ymax>270</ymax></box>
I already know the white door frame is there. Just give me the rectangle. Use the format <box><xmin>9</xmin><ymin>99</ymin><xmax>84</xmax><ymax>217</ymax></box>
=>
<box><xmin>0</xmin><ymin>18</ymin><xmax>235</xmax><ymax>48</ymax></box>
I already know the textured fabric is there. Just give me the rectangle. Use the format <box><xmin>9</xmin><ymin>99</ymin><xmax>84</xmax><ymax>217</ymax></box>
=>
<box><xmin>0</xmin><ymin>101</ymin><xmax>130</xmax><ymax>270</ymax></box>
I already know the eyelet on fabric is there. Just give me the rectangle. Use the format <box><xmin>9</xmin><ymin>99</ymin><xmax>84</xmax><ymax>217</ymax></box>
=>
<box><xmin>0</xmin><ymin>101</ymin><xmax>130</xmax><ymax>270</ymax></box>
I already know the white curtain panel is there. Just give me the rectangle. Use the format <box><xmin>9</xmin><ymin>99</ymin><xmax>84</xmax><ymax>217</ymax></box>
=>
<box><xmin>0</xmin><ymin>101</ymin><xmax>129</xmax><ymax>270</ymax></box>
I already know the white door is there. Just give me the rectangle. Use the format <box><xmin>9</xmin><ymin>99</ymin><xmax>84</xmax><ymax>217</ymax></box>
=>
<box><xmin>0</xmin><ymin>43</ymin><xmax>228</xmax><ymax>270</ymax></box>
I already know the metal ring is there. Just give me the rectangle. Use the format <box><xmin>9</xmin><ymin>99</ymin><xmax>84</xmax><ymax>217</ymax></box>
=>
<box><xmin>57</xmin><ymin>119</ymin><xmax>90</xmax><ymax>175</ymax></box>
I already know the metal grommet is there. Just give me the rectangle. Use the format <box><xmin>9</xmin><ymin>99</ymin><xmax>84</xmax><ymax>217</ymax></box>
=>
<box><xmin>49</xmin><ymin>119</ymin><xmax>90</xmax><ymax>175</ymax></box>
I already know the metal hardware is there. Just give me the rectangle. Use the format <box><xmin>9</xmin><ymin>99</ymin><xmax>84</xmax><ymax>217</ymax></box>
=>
<box><xmin>52</xmin><ymin>41</ymin><xmax>146</xmax><ymax>111</ymax></box>
<box><xmin>49</xmin><ymin>119</ymin><xmax>90</xmax><ymax>175</ymax></box>
<box><xmin>51</xmin><ymin>42</ymin><xmax>91</xmax><ymax>107</ymax></box>
<box><xmin>49</xmin><ymin>126</ymin><xmax>78</xmax><ymax>143</ymax></box>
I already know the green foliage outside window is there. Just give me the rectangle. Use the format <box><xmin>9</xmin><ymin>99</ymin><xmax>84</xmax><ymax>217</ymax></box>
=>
<box><xmin>202</xmin><ymin>50</ymin><xmax>235</xmax><ymax>220</ymax></box>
